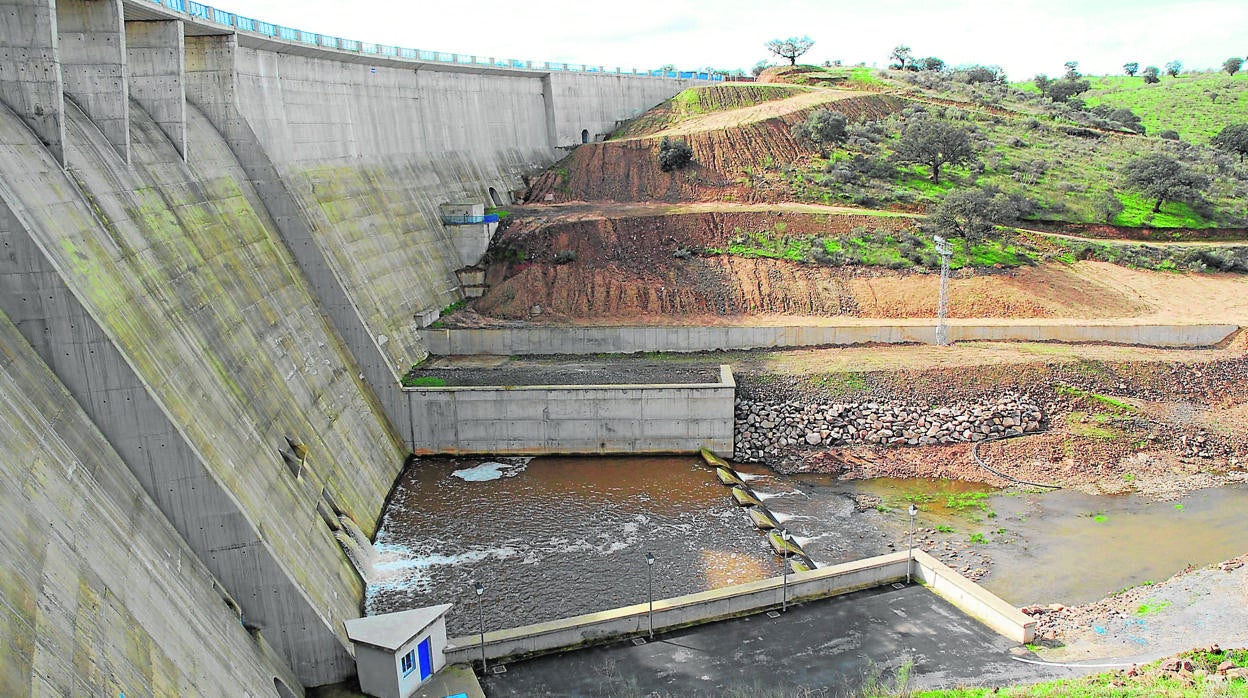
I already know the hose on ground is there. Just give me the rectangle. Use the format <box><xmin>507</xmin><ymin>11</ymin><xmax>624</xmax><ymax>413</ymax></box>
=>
<box><xmin>970</xmin><ymin>431</ymin><xmax>1062</xmax><ymax>490</ymax></box>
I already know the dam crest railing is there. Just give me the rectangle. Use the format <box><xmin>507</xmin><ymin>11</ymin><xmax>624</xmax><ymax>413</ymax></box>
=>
<box><xmin>143</xmin><ymin>0</ymin><xmax>727</xmax><ymax>80</ymax></box>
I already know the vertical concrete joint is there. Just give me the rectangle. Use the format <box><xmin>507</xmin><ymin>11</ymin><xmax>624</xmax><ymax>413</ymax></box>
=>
<box><xmin>125</xmin><ymin>19</ymin><xmax>185</xmax><ymax>159</ymax></box>
<box><xmin>183</xmin><ymin>32</ymin><xmax>238</xmax><ymax>135</ymax></box>
<box><xmin>57</xmin><ymin>0</ymin><xmax>129</xmax><ymax>163</ymax></box>
<box><xmin>0</xmin><ymin>0</ymin><xmax>65</xmax><ymax>165</ymax></box>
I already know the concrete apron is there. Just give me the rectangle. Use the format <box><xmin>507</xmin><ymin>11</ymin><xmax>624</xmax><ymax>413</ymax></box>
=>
<box><xmin>444</xmin><ymin>549</ymin><xmax>1034</xmax><ymax>666</ymax></box>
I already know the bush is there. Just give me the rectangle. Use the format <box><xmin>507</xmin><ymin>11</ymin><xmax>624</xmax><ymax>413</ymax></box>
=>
<box><xmin>791</xmin><ymin>109</ymin><xmax>848</xmax><ymax>154</ymax></box>
<box><xmin>657</xmin><ymin>136</ymin><xmax>693</xmax><ymax>171</ymax></box>
<box><xmin>552</xmin><ymin>249</ymin><xmax>576</xmax><ymax>264</ymax></box>
<box><xmin>1158</xmin><ymin>129</ymin><xmax>1181</xmax><ymax>141</ymax></box>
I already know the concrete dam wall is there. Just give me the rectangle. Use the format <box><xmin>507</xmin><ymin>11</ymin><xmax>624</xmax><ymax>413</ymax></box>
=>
<box><xmin>0</xmin><ymin>0</ymin><xmax>698</xmax><ymax>693</ymax></box>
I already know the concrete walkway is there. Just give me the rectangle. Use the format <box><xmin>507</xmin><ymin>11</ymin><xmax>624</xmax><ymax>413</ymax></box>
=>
<box><xmin>479</xmin><ymin>584</ymin><xmax>1088</xmax><ymax>697</ymax></box>
<box><xmin>413</xmin><ymin>664</ymin><xmax>485</xmax><ymax>698</ymax></box>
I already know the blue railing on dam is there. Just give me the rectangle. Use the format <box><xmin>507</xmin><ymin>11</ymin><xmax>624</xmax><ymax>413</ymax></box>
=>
<box><xmin>143</xmin><ymin>0</ymin><xmax>724</xmax><ymax>81</ymax></box>
<box><xmin>440</xmin><ymin>214</ymin><xmax>500</xmax><ymax>225</ymax></box>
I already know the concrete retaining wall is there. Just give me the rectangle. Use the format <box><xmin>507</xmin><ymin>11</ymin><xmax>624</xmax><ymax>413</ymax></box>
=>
<box><xmin>422</xmin><ymin>324</ymin><xmax>1240</xmax><ymax>355</ymax></box>
<box><xmin>912</xmin><ymin>550</ymin><xmax>1036</xmax><ymax>644</ymax></box>
<box><xmin>444</xmin><ymin>549</ymin><xmax>1033</xmax><ymax>665</ymax></box>
<box><xmin>406</xmin><ymin>365</ymin><xmax>735</xmax><ymax>455</ymax></box>
<box><xmin>228</xmin><ymin>41</ymin><xmax>700</xmax><ymax>377</ymax></box>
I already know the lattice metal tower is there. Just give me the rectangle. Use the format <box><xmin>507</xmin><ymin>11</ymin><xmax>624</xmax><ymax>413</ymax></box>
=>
<box><xmin>934</xmin><ymin>235</ymin><xmax>953</xmax><ymax>345</ymax></box>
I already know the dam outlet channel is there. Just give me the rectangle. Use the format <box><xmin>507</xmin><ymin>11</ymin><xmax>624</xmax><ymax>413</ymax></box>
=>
<box><xmin>365</xmin><ymin>455</ymin><xmax>1248</xmax><ymax>636</ymax></box>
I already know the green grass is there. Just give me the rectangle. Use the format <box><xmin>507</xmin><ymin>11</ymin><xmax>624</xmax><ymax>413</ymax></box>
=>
<box><xmin>968</xmin><ymin>532</ymin><xmax>988</xmax><ymax>544</ymax></box>
<box><xmin>427</xmin><ymin>299</ymin><xmax>468</xmax><ymax>329</ymax></box>
<box><xmin>401</xmin><ymin>375</ymin><xmax>447</xmax><ymax>388</ymax></box>
<box><xmin>916</xmin><ymin>646</ymin><xmax>1248</xmax><ymax>696</ymax></box>
<box><xmin>771</xmin><ymin>70</ymin><xmax>1248</xmax><ymax>229</ymax></box>
<box><xmin>1113</xmin><ymin>192</ymin><xmax>1211</xmax><ymax>228</ymax></box>
<box><xmin>614</xmin><ymin>84</ymin><xmax>808</xmax><ymax>137</ymax></box>
<box><xmin>706</xmin><ymin>227</ymin><xmax>813</xmax><ymax>262</ymax></box>
<box><xmin>1066</xmin><ymin>411</ymin><xmax>1122</xmax><ymax>439</ymax></box>
<box><xmin>850</xmin><ymin>66</ymin><xmax>884</xmax><ymax>87</ymax></box>
<box><xmin>1136</xmin><ymin>600</ymin><xmax>1171</xmax><ymax>616</ymax></box>
<box><xmin>1082</xmin><ymin>71</ymin><xmax>1248</xmax><ymax>144</ymax></box>
<box><xmin>808</xmin><ymin>371</ymin><xmax>870</xmax><ymax>396</ymax></box>
<box><xmin>945</xmin><ymin>491</ymin><xmax>991</xmax><ymax>512</ymax></box>
<box><xmin>1055</xmin><ymin>384</ymin><xmax>1138</xmax><ymax>413</ymax></box>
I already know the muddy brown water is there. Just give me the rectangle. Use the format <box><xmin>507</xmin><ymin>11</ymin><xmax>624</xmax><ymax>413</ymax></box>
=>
<box><xmin>367</xmin><ymin>456</ymin><xmax>1248</xmax><ymax>635</ymax></box>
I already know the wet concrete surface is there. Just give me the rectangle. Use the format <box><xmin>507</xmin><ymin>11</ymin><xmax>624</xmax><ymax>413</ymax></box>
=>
<box><xmin>480</xmin><ymin>584</ymin><xmax>1086</xmax><ymax>697</ymax></box>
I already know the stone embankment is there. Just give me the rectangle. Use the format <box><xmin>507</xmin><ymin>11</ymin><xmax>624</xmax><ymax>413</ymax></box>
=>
<box><xmin>733</xmin><ymin>393</ymin><xmax>1044</xmax><ymax>462</ymax></box>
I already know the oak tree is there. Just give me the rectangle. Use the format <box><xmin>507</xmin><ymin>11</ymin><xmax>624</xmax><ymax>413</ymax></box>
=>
<box><xmin>894</xmin><ymin>119</ymin><xmax>974</xmax><ymax>184</ymax></box>
<box><xmin>765</xmin><ymin>36</ymin><xmax>815</xmax><ymax>66</ymax></box>
<box><xmin>1212</xmin><ymin>123</ymin><xmax>1248</xmax><ymax>163</ymax></box>
<box><xmin>1122</xmin><ymin>153</ymin><xmax>1209</xmax><ymax>213</ymax></box>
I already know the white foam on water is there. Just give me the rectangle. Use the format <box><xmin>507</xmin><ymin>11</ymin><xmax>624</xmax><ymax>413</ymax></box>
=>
<box><xmin>451</xmin><ymin>458</ymin><xmax>531</xmax><ymax>482</ymax></box>
<box><xmin>757</xmin><ymin>489</ymin><xmax>807</xmax><ymax>500</ymax></box>
<box><xmin>364</xmin><ymin>543</ymin><xmax>521</xmax><ymax>610</ymax></box>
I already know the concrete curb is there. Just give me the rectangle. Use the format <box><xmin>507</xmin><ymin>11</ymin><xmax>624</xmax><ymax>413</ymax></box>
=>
<box><xmin>421</xmin><ymin>324</ymin><xmax>1239</xmax><ymax>356</ymax></box>
<box><xmin>444</xmin><ymin>549</ymin><xmax>1033</xmax><ymax>665</ymax></box>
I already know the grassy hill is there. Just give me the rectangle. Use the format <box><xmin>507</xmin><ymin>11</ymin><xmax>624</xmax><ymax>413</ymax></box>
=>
<box><xmin>614</xmin><ymin>84</ymin><xmax>809</xmax><ymax>138</ymax></box>
<box><xmin>1082</xmin><ymin>71</ymin><xmax>1248</xmax><ymax>144</ymax></box>
<box><xmin>726</xmin><ymin>69</ymin><xmax>1248</xmax><ymax>229</ymax></box>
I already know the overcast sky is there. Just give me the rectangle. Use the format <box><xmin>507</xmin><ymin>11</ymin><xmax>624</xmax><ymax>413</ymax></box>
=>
<box><xmin>206</xmin><ymin>0</ymin><xmax>1247</xmax><ymax>80</ymax></box>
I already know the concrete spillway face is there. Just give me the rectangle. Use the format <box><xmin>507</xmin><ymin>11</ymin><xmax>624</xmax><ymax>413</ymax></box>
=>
<box><xmin>335</xmin><ymin>514</ymin><xmax>377</xmax><ymax>582</ymax></box>
<box><xmin>731</xmin><ymin>485</ymin><xmax>764</xmax><ymax>508</ymax></box>
<box><xmin>716</xmin><ymin>466</ymin><xmax>747</xmax><ymax>487</ymax></box>
<box><xmin>748</xmin><ymin>506</ymin><xmax>780</xmax><ymax>530</ymax></box>
<box><xmin>767</xmin><ymin>530</ymin><xmax>811</xmax><ymax>559</ymax></box>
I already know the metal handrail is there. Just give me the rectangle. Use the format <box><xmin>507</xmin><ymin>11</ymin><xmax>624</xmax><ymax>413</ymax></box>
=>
<box><xmin>441</xmin><ymin>214</ymin><xmax>500</xmax><ymax>225</ymax></box>
<box><xmin>142</xmin><ymin>0</ymin><xmax>724</xmax><ymax>81</ymax></box>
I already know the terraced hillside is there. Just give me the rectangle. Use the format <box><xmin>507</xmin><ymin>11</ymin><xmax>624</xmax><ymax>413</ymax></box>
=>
<box><xmin>525</xmin><ymin>89</ymin><xmax>907</xmax><ymax>203</ymax></box>
<box><xmin>461</xmin><ymin>76</ymin><xmax>1248</xmax><ymax>329</ymax></box>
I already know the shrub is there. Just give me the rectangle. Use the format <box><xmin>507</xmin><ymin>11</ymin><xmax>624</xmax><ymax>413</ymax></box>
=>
<box><xmin>657</xmin><ymin>136</ymin><xmax>693</xmax><ymax>171</ymax></box>
<box><xmin>791</xmin><ymin>109</ymin><xmax>849</xmax><ymax>154</ymax></box>
<box><xmin>552</xmin><ymin>249</ymin><xmax>577</xmax><ymax>264</ymax></box>
<box><xmin>1158</xmin><ymin>129</ymin><xmax>1181</xmax><ymax>141</ymax></box>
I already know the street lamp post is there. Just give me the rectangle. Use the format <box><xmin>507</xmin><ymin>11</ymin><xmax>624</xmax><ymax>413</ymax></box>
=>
<box><xmin>645</xmin><ymin>552</ymin><xmax>655</xmax><ymax>638</ymax></box>
<box><xmin>473</xmin><ymin>581</ymin><xmax>486</xmax><ymax>672</ymax></box>
<box><xmin>781</xmin><ymin>528</ymin><xmax>791</xmax><ymax>611</ymax></box>
<box><xmin>934</xmin><ymin>235</ymin><xmax>952</xmax><ymax>346</ymax></box>
<box><xmin>907</xmin><ymin>504</ymin><xmax>918</xmax><ymax>584</ymax></box>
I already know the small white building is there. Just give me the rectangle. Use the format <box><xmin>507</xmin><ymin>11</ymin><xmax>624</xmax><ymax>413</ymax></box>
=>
<box><xmin>344</xmin><ymin>604</ymin><xmax>452</xmax><ymax>698</ymax></box>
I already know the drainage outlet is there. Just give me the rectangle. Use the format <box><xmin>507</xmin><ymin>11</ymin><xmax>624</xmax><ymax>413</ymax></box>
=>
<box><xmin>632</xmin><ymin>638</ymin><xmax>648</xmax><ymax>646</ymax></box>
<box><xmin>491</xmin><ymin>665</ymin><xmax>507</xmax><ymax>674</ymax></box>
<box><xmin>766</xmin><ymin>611</ymin><xmax>781</xmax><ymax>619</ymax></box>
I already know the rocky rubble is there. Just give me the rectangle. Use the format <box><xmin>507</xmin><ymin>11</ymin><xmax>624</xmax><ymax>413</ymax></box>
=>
<box><xmin>733</xmin><ymin>393</ymin><xmax>1044</xmax><ymax>462</ymax></box>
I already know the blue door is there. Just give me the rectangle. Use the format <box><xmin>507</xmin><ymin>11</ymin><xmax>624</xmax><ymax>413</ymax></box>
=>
<box><xmin>417</xmin><ymin>637</ymin><xmax>432</xmax><ymax>680</ymax></box>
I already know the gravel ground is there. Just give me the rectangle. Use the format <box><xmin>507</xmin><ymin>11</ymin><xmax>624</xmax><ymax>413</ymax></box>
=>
<box><xmin>1028</xmin><ymin>555</ymin><xmax>1248</xmax><ymax>665</ymax></box>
